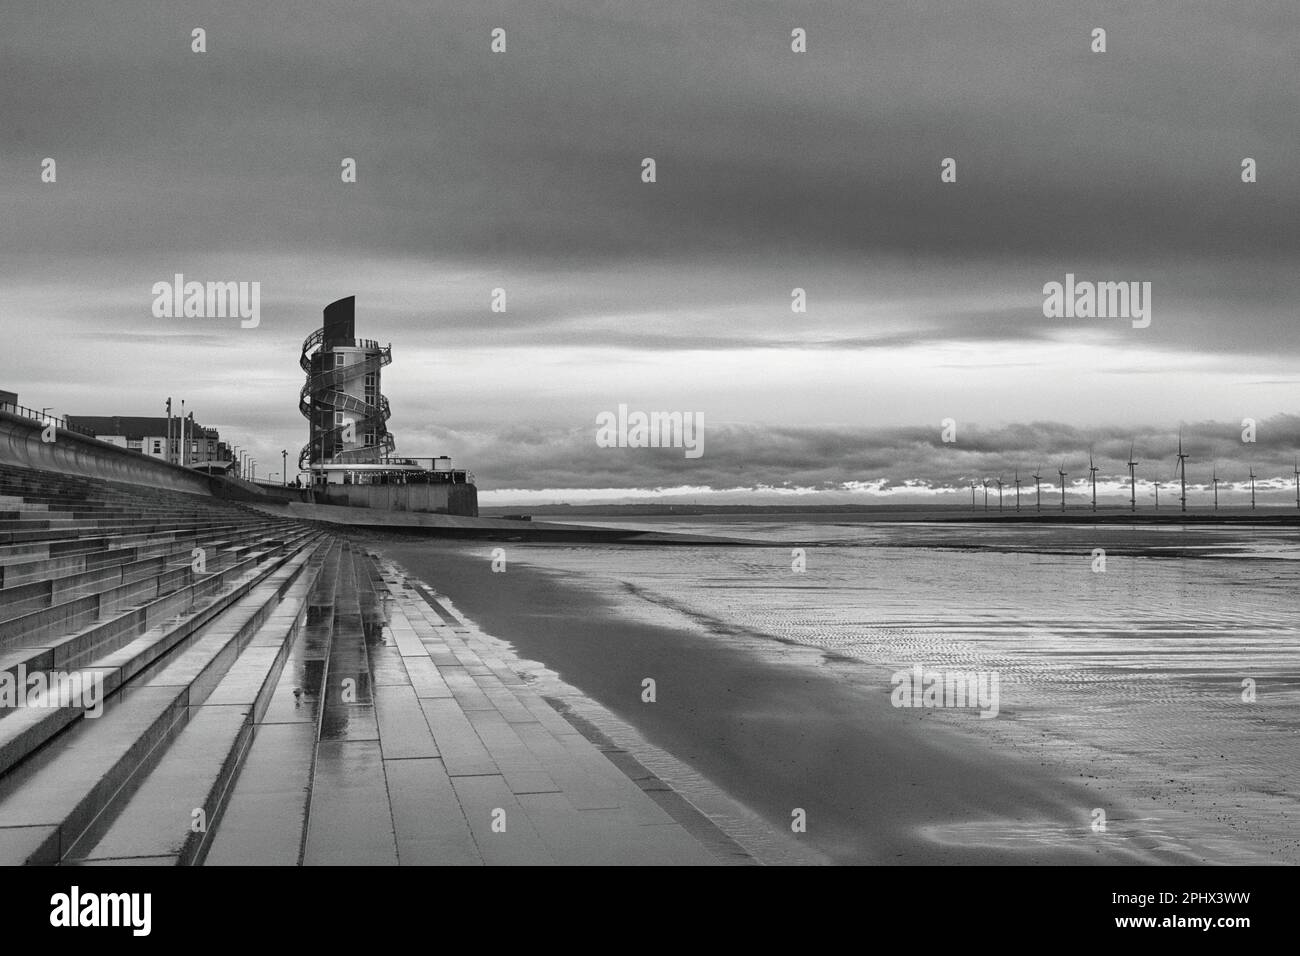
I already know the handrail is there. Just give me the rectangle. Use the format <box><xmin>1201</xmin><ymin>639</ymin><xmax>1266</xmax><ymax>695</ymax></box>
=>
<box><xmin>299</xmin><ymin>327</ymin><xmax>325</xmax><ymax>372</ymax></box>
<box><xmin>0</xmin><ymin>402</ymin><xmax>97</xmax><ymax>438</ymax></box>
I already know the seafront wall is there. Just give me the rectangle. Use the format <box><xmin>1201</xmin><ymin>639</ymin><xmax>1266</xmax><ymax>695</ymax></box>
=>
<box><xmin>315</xmin><ymin>481</ymin><xmax>478</xmax><ymax>516</ymax></box>
<box><xmin>0</xmin><ymin>409</ymin><xmax>272</xmax><ymax>500</ymax></box>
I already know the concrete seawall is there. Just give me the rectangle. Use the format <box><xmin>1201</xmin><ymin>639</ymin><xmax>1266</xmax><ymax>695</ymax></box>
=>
<box><xmin>0</xmin><ymin>410</ymin><xmax>275</xmax><ymax>502</ymax></box>
<box><xmin>315</xmin><ymin>481</ymin><xmax>479</xmax><ymax>516</ymax></box>
<box><xmin>0</xmin><ymin>410</ymin><xmax>219</xmax><ymax>495</ymax></box>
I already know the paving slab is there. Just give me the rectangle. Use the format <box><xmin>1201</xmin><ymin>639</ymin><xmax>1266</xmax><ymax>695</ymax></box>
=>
<box><xmin>384</xmin><ymin>757</ymin><xmax>481</xmax><ymax>866</ymax></box>
<box><xmin>374</xmin><ymin>683</ymin><xmax>439</xmax><ymax>759</ymax></box>
<box><xmin>448</xmin><ymin>773</ymin><xmax>554</xmax><ymax>866</ymax></box>
<box><xmin>303</xmin><ymin>739</ymin><xmax>398</xmax><ymax>866</ymax></box>
<box><xmin>204</xmin><ymin>722</ymin><xmax>316</xmax><ymax>866</ymax></box>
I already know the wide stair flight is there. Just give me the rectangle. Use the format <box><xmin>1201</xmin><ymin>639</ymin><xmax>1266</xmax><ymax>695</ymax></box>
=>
<box><xmin>0</xmin><ymin>462</ymin><xmax>734</xmax><ymax>865</ymax></box>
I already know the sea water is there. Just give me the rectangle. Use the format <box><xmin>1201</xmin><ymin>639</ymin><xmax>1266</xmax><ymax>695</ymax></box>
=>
<box><xmin>497</xmin><ymin>518</ymin><xmax>1300</xmax><ymax>859</ymax></box>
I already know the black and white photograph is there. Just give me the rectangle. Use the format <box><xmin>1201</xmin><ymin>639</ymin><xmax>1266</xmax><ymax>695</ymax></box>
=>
<box><xmin>0</xmin><ymin>0</ymin><xmax>1294</xmax><ymax>931</ymax></box>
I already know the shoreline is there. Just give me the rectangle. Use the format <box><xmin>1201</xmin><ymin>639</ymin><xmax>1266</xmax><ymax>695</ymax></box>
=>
<box><xmin>483</xmin><ymin>506</ymin><xmax>1300</xmax><ymax>527</ymax></box>
<box><xmin>365</xmin><ymin>538</ymin><xmax>1235</xmax><ymax>865</ymax></box>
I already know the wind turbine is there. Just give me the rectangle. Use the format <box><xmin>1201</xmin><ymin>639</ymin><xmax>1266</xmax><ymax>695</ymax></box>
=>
<box><xmin>970</xmin><ymin>481</ymin><xmax>977</xmax><ymax>511</ymax></box>
<box><xmin>1294</xmin><ymin>458</ymin><xmax>1299</xmax><ymax>510</ymax></box>
<box><xmin>1126</xmin><ymin>443</ymin><xmax>1138</xmax><ymax>513</ymax></box>
<box><xmin>1088</xmin><ymin>447</ymin><xmax>1099</xmax><ymax>512</ymax></box>
<box><xmin>981</xmin><ymin>478</ymin><xmax>990</xmax><ymax>512</ymax></box>
<box><xmin>1014</xmin><ymin>468</ymin><xmax>1022</xmax><ymax>512</ymax></box>
<box><xmin>1211</xmin><ymin>463</ymin><xmax>1219</xmax><ymax>512</ymax></box>
<box><xmin>1032</xmin><ymin>465</ymin><xmax>1043</xmax><ymax>512</ymax></box>
<box><xmin>1153</xmin><ymin>475</ymin><xmax>1159</xmax><ymax>510</ymax></box>
<box><xmin>1249</xmin><ymin>466</ymin><xmax>1257</xmax><ymax>509</ymax></box>
<box><xmin>1057</xmin><ymin>463</ymin><xmax>1068</xmax><ymax>512</ymax></box>
<box><xmin>996</xmin><ymin>476</ymin><xmax>1004</xmax><ymax>513</ymax></box>
<box><xmin>1175</xmin><ymin>430</ymin><xmax>1189</xmax><ymax>514</ymax></box>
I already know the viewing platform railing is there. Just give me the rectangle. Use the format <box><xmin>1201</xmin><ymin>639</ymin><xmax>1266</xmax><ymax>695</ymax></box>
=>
<box><xmin>311</xmin><ymin>458</ymin><xmax>475</xmax><ymax>485</ymax></box>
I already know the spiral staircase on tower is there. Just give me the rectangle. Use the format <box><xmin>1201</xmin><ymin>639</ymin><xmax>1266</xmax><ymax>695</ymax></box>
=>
<box><xmin>297</xmin><ymin>326</ymin><xmax>396</xmax><ymax>471</ymax></box>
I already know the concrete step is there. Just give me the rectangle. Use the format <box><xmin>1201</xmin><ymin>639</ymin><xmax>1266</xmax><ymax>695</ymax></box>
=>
<box><xmin>0</xmin><ymin>523</ymin><xmax>282</xmax><ymax>587</ymax></box>
<box><xmin>67</xmin><ymin>539</ymin><xmax>331</xmax><ymax>865</ymax></box>
<box><xmin>0</xmin><ymin>532</ymin><xmax>326</xmax><ymax>779</ymax></box>
<box><xmin>0</xmin><ymin>508</ymin><xmax>265</xmax><ymax>529</ymax></box>
<box><xmin>0</xmin><ymin>529</ymin><xmax>316</xmax><ymax>648</ymax></box>
<box><xmin>0</xmin><ymin>531</ymin><xmax>317</xmax><ymax>686</ymax></box>
<box><xmin>0</xmin><ymin>526</ymin><xmax>296</xmax><ymax>620</ymax></box>
<box><xmin>301</xmin><ymin>545</ymin><xmax>398</xmax><ymax>866</ymax></box>
<box><xmin>0</xmin><ymin>517</ymin><xmax>280</xmax><ymax>548</ymax></box>
<box><xmin>203</xmin><ymin>541</ymin><xmax>342</xmax><ymax>866</ymax></box>
<box><xmin>0</xmin><ymin>538</ymin><xmax>327</xmax><ymax>864</ymax></box>
<box><xmin>0</xmin><ymin>521</ymin><xmax>270</xmax><ymax>568</ymax></box>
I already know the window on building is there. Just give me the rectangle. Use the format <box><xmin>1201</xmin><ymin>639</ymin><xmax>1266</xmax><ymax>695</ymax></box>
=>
<box><xmin>153</xmin><ymin>441</ymin><xmax>162</xmax><ymax>454</ymax></box>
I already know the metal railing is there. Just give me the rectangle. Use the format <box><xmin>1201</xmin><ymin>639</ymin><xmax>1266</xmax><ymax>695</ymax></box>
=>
<box><xmin>374</xmin><ymin>458</ymin><xmax>473</xmax><ymax>483</ymax></box>
<box><xmin>308</xmin><ymin>460</ymin><xmax>475</xmax><ymax>485</ymax></box>
<box><xmin>0</xmin><ymin>402</ymin><xmax>97</xmax><ymax>438</ymax></box>
<box><xmin>375</xmin><ymin>457</ymin><xmax>453</xmax><ymax>470</ymax></box>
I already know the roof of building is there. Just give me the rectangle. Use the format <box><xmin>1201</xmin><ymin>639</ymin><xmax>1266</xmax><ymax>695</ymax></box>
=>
<box><xmin>66</xmin><ymin>416</ymin><xmax>223</xmax><ymax>441</ymax></box>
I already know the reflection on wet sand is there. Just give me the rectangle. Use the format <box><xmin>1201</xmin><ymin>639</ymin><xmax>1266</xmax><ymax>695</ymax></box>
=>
<box><xmin>374</xmin><ymin>521</ymin><xmax>1299</xmax><ymax>864</ymax></box>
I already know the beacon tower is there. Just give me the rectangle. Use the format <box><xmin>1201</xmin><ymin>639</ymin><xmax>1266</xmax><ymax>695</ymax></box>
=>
<box><xmin>299</xmin><ymin>296</ymin><xmax>395</xmax><ymax>477</ymax></box>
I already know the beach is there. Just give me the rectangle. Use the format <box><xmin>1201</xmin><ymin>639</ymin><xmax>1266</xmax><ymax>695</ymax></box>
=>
<box><xmin>363</xmin><ymin>519</ymin><xmax>1300</xmax><ymax>865</ymax></box>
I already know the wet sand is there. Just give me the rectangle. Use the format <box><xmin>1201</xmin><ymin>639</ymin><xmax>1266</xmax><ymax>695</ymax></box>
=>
<box><xmin>367</xmin><ymin>539</ymin><xmax>1222</xmax><ymax>865</ymax></box>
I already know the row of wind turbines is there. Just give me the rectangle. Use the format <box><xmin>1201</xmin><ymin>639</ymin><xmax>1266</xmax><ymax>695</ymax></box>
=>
<box><xmin>967</xmin><ymin>434</ymin><xmax>1300</xmax><ymax>514</ymax></box>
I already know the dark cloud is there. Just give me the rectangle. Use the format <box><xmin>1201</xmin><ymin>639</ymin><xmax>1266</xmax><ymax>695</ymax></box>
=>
<box><xmin>2</xmin><ymin>2</ymin><xmax>1296</xmax><ymax>497</ymax></box>
<box><xmin>4</xmin><ymin>1</ymin><xmax>1296</xmax><ymax>263</ymax></box>
<box><xmin>423</xmin><ymin>414</ymin><xmax>1300</xmax><ymax>497</ymax></box>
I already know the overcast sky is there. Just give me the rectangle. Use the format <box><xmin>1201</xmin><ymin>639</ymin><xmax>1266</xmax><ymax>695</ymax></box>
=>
<box><xmin>2</xmin><ymin>1</ymin><xmax>1297</xmax><ymax>503</ymax></box>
